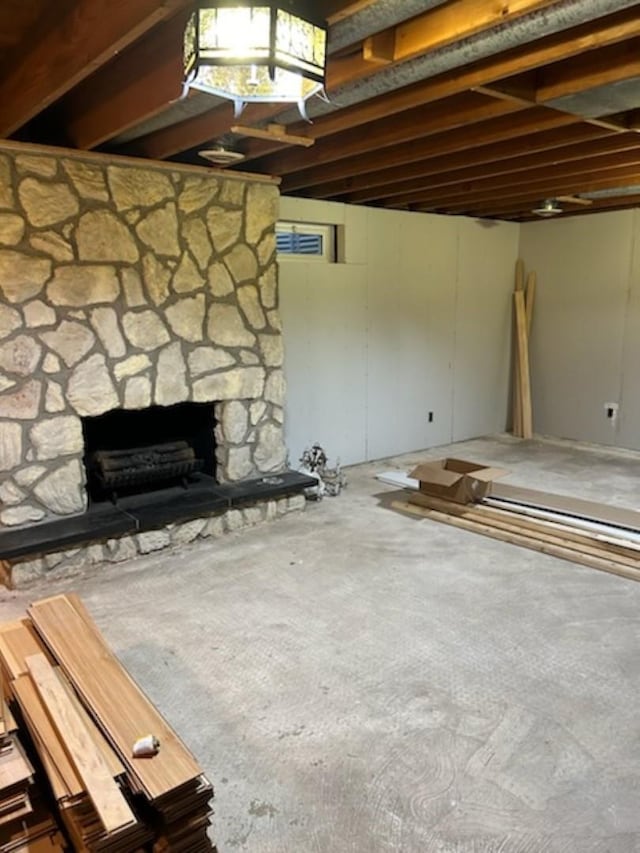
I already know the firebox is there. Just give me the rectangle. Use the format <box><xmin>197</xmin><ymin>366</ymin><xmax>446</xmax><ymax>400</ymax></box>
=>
<box><xmin>81</xmin><ymin>403</ymin><xmax>216</xmax><ymax>504</ymax></box>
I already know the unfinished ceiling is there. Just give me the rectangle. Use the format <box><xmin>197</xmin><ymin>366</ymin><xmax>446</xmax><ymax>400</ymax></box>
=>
<box><xmin>2</xmin><ymin>0</ymin><xmax>640</xmax><ymax>221</ymax></box>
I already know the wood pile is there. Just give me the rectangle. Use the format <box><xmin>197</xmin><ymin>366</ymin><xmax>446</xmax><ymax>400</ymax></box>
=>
<box><xmin>391</xmin><ymin>490</ymin><xmax>640</xmax><ymax>583</ymax></box>
<box><xmin>1</xmin><ymin>633</ymin><xmax>65</xmax><ymax>852</ymax></box>
<box><xmin>0</xmin><ymin>595</ymin><xmax>215</xmax><ymax>852</ymax></box>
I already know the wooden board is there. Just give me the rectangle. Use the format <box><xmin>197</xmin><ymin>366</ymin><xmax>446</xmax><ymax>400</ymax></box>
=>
<box><xmin>391</xmin><ymin>499</ymin><xmax>640</xmax><ymax>583</ymax></box>
<box><xmin>408</xmin><ymin>491</ymin><xmax>640</xmax><ymax>567</ymax></box>
<box><xmin>512</xmin><ymin>258</ymin><xmax>525</xmax><ymax>437</ymax></box>
<box><xmin>0</xmin><ymin>559</ymin><xmax>12</xmax><ymax>590</ymax></box>
<box><xmin>525</xmin><ymin>270</ymin><xmax>536</xmax><ymax>335</ymax></box>
<box><xmin>493</xmin><ymin>482</ymin><xmax>640</xmax><ymax>533</ymax></box>
<box><xmin>25</xmin><ymin>653</ymin><xmax>136</xmax><ymax>835</ymax></box>
<box><xmin>0</xmin><ymin>620</ymin><xmax>50</xmax><ymax>681</ymax></box>
<box><xmin>1</xmin><ymin>804</ymin><xmax>63</xmax><ymax>852</ymax></box>
<box><xmin>12</xmin><ymin>674</ymin><xmax>83</xmax><ymax>800</ymax></box>
<box><xmin>513</xmin><ymin>289</ymin><xmax>533</xmax><ymax>439</ymax></box>
<box><xmin>0</xmin><ymin>734</ymin><xmax>33</xmax><ymax>791</ymax></box>
<box><xmin>4</xmin><ymin>699</ymin><xmax>17</xmax><ymax>733</ymax></box>
<box><xmin>28</xmin><ymin>595</ymin><xmax>202</xmax><ymax>802</ymax></box>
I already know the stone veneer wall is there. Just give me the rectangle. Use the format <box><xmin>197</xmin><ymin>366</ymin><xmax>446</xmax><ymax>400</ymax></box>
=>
<box><xmin>0</xmin><ymin>142</ymin><xmax>287</xmax><ymax>528</ymax></box>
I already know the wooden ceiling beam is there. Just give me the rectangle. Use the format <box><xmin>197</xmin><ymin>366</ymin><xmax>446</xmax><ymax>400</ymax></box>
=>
<box><xmin>385</xmin><ymin>150</ymin><xmax>640</xmax><ymax>208</ymax></box>
<box><xmin>324</xmin><ymin>0</ymin><xmax>380</xmax><ymax>25</ymax></box>
<box><xmin>517</xmin><ymin>192</ymin><xmax>640</xmax><ymax>220</ymax></box>
<box><xmin>346</xmin><ymin>132</ymin><xmax>639</xmax><ymax>204</ymax></box>
<box><xmin>0</xmin><ymin>0</ymin><xmax>193</xmax><ymax>137</ymax></box>
<box><xmin>132</xmin><ymin>5</ymin><xmax>640</xmax><ymax>163</ymax></box>
<box><xmin>537</xmin><ymin>37</ymin><xmax>640</xmax><ymax>103</ymax></box>
<box><xmin>296</xmin><ymin>11</ymin><xmax>634</xmax><ymax>159</ymax></box>
<box><xmin>63</xmin><ymin>13</ymin><xmax>189</xmax><ymax>150</ymax></box>
<box><xmin>328</xmin><ymin>0</ymin><xmax>561</xmax><ymax>90</ymax></box>
<box><xmin>414</xmin><ymin>165</ymin><xmax>640</xmax><ymax>214</ymax></box>
<box><xmin>308</xmin><ymin>124</ymin><xmax>613</xmax><ymax>199</ymax></box>
<box><xmin>280</xmin><ymin>110</ymin><xmax>578</xmax><ymax>193</ymax></box>
<box><xmin>240</xmin><ymin>7</ymin><xmax>640</xmax><ymax>164</ymax></box>
<box><xmin>469</xmin><ymin>189</ymin><xmax>640</xmax><ymax>219</ymax></box>
<box><xmin>136</xmin><ymin>101</ymin><xmax>285</xmax><ymax>161</ymax></box>
<box><xmin>248</xmin><ymin>93</ymin><xmax>524</xmax><ymax>176</ymax></box>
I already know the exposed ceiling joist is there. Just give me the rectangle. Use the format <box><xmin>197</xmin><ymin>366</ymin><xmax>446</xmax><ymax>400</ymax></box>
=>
<box><xmin>248</xmin><ymin>93</ymin><xmax>525</xmax><ymax>177</ymax></box>
<box><xmin>386</xmin><ymin>151</ymin><xmax>640</xmax><ymax>209</ymax></box>
<box><xmin>328</xmin><ymin>0</ymin><xmax>562</xmax><ymax>89</ymax></box>
<box><xmin>4</xmin><ymin>0</ymin><xmax>640</xmax><ymax>221</ymax></box>
<box><xmin>345</xmin><ymin>132</ymin><xmax>638</xmax><ymax>204</ymax></box>
<box><xmin>236</xmin><ymin>6</ymin><xmax>640</xmax><ymax>165</ymax></box>
<box><xmin>310</xmin><ymin>124</ymin><xmax>614</xmax><ymax>200</ymax></box>
<box><xmin>62</xmin><ymin>13</ymin><xmax>189</xmax><ymax>150</ymax></box>
<box><xmin>419</xmin><ymin>165</ymin><xmax>640</xmax><ymax>214</ymax></box>
<box><xmin>0</xmin><ymin>0</ymin><xmax>192</xmax><ymax>137</ymax></box>
<box><xmin>281</xmin><ymin>110</ymin><xmax>578</xmax><ymax>193</ymax></box>
<box><xmin>537</xmin><ymin>37</ymin><xmax>640</xmax><ymax>103</ymax></box>
<box><xmin>127</xmin><ymin>0</ymin><xmax>631</xmax><ymax>166</ymax></box>
<box><xmin>324</xmin><ymin>0</ymin><xmax>380</xmax><ymax>24</ymax></box>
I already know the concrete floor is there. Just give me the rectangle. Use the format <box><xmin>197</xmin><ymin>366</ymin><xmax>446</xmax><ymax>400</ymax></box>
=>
<box><xmin>3</xmin><ymin>434</ymin><xmax>640</xmax><ymax>852</ymax></box>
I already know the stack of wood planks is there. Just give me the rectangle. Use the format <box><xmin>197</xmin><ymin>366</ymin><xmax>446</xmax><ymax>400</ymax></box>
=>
<box><xmin>1</xmin><ymin>647</ymin><xmax>65</xmax><ymax>852</ymax></box>
<box><xmin>391</xmin><ymin>488</ymin><xmax>640</xmax><ymax>583</ymax></box>
<box><xmin>512</xmin><ymin>258</ymin><xmax>536</xmax><ymax>439</ymax></box>
<box><xmin>0</xmin><ymin>595</ymin><xmax>215</xmax><ymax>852</ymax></box>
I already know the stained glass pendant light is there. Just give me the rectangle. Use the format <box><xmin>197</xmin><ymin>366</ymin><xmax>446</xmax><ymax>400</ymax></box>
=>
<box><xmin>183</xmin><ymin>1</ymin><xmax>328</xmax><ymax>119</ymax></box>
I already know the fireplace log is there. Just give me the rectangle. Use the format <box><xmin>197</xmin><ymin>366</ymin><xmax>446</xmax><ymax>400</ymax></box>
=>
<box><xmin>89</xmin><ymin>440</ymin><xmax>203</xmax><ymax>499</ymax></box>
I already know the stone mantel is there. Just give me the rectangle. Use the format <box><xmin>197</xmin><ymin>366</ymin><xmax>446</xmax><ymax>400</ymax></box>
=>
<box><xmin>0</xmin><ymin>140</ymin><xmax>287</xmax><ymax>530</ymax></box>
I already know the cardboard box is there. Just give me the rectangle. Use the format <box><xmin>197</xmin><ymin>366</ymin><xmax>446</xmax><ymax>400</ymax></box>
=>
<box><xmin>408</xmin><ymin>458</ymin><xmax>508</xmax><ymax>505</ymax></box>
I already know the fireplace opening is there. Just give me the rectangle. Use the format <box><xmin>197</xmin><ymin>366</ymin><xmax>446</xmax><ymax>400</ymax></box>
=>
<box><xmin>82</xmin><ymin>402</ymin><xmax>216</xmax><ymax>504</ymax></box>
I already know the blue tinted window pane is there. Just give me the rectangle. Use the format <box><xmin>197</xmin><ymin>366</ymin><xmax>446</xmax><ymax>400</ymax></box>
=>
<box><xmin>277</xmin><ymin>231</ymin><xmax>323</xmax><ymax>255</ymax></box>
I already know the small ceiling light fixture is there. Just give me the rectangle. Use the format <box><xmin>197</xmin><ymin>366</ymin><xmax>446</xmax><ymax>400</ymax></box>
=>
<box><xmin>531</xmin><ymin>198</ymin><xmax>563</xmax><ymax>218</ymax></box>
<box><xmin>198</xmin><ymin>145</ymin><xmax>246</xmax><ymax>166</ymax></box>
<box><xmin>184</xmin><ymin>1</ymin><xmax>328</xmax><ymax>120</ymax></box>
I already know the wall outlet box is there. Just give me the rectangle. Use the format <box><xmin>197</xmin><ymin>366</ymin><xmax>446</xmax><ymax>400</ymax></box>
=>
<box><xmin>604</xmin><ymin>402</ymin><xmax>619</xmax><ymax>420</ymax></box>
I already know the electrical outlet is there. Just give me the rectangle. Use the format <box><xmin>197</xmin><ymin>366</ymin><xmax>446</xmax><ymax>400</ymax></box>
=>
<box><xmin>604</xmin><ymin>402</ymin><xmax>619</xmax><ymax>421</ymax></box>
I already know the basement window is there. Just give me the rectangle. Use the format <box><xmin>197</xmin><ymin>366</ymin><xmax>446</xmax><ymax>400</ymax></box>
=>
<box><xmin>276</xmin><ymin>221</ymin><xmax>336</xmax><ymax>262</ymax></box>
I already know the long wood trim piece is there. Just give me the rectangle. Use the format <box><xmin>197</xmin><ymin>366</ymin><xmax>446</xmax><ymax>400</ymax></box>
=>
<box><xmin>26</xmin><ymin>653</ymin><xmax>135</xmax><ymax>834</ymax></box>
<box><xmin>492</xmin><ymin>483</ymin><xmax>640</xmax><ymax>533</ymax></box>
<box><xmin>513</xmin><ymin>260</ymin><xmax>525</xmax><ymax>438</ymax></box>
<box><xmin>407</xmin><ymin>492</ymin><xmax>640</xmax><ymax>565</ymax></box>
<box><xmin>513</xmin><ymin>290</ymin><xmax>533</xmax><ymax>440</ymax></box>
<box><xmin>12</xmin><ymin>674</ymin><xmax>82</xmax><ymax>800</ymax></box>
<box><xmin>28</xmin><ymin>595</ymin><xmax>202</xmax><ymax>801</ymax></box>
<box><xmin>391</xmin><ymin>500</ymin><xmax>640</xmax><ymax>583</ymax></box>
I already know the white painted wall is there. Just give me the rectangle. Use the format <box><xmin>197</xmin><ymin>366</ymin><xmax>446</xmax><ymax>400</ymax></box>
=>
<box><xmin>278</xmin><ymin>197</ymin><xmax>518</xmax><ymax>466</ymax></box>
<box><xmin>519</xmin><ymin>209</ymin><xmax>640</xmax><ymax>450</ymax></box>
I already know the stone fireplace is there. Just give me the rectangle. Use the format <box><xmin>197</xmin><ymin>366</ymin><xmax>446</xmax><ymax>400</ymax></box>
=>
<box><xmin>0</xmin><ymin>141</ymin><xmax>304</xmax><ymax>586</ymax></box>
